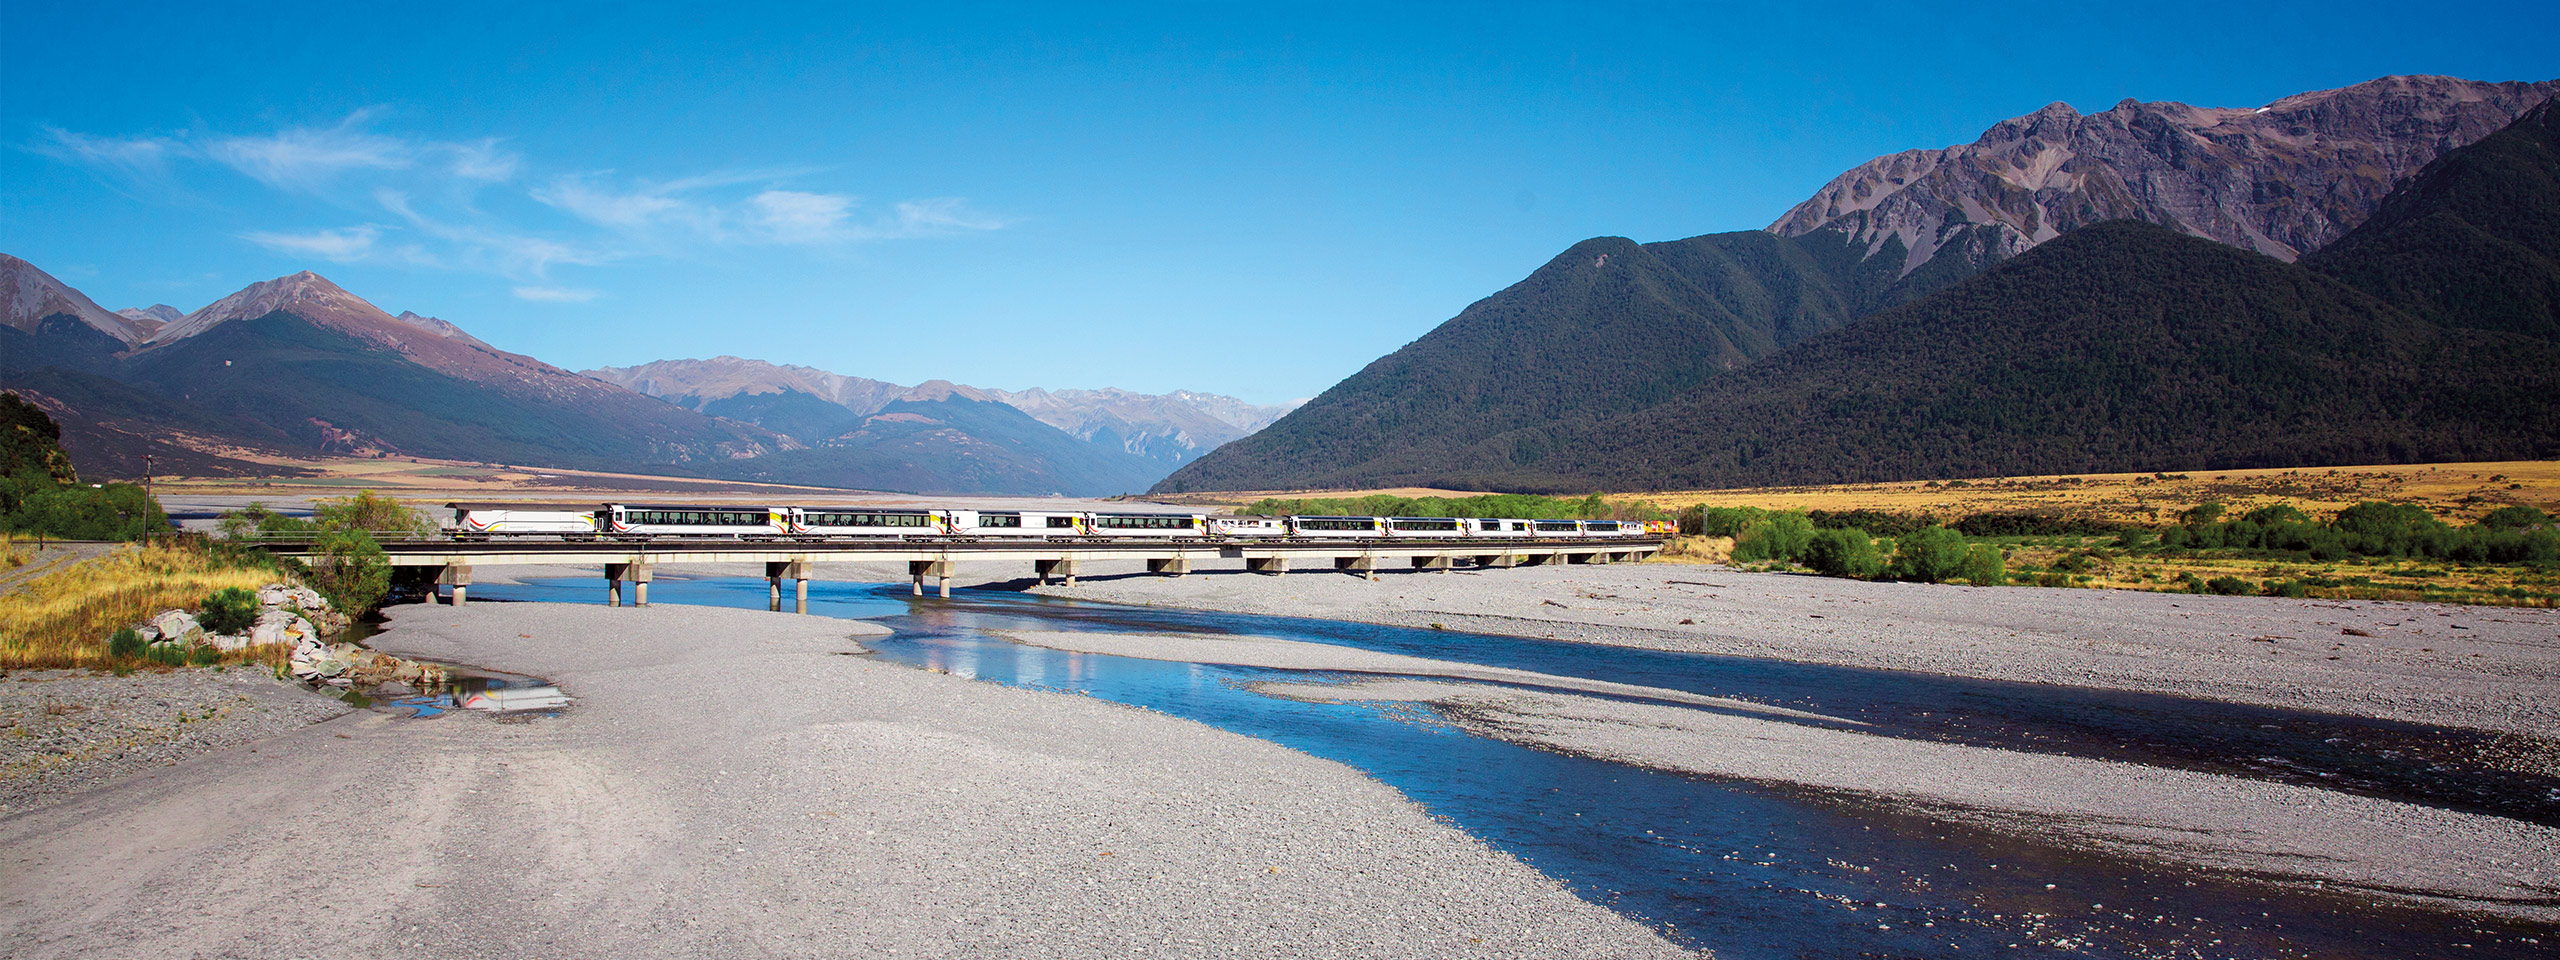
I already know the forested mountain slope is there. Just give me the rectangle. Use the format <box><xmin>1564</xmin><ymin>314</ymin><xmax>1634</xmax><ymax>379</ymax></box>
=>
<box><xmin>1151</xmin><ymin>230</ymin><xmax>1900</xmax><ymax>492</ymax></box>
<box><xmin>1474</xmin><ymin>221</ymin><xmax>2560</xmax><ymax>490</ymax></box>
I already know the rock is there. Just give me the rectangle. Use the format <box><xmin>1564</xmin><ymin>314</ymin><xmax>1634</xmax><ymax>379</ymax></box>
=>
<box><xmin>132</xmin><ymin>624</ymin><xmax>162</xmax><ymax>645</ymax></box>
<box><xmin>148</xmin><ymin>610</ymin><xmax>204</xmax><ymax>646</ymax></box>
<box><xmin>241</xmin><ymin>609</ymin><xmax>318</xmax><ymax>651</ymax></box>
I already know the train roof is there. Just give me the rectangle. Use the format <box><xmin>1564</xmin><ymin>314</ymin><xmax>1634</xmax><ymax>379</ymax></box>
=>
<box><xmin>602</xmin><ymin>503</ymin><xmax>786</xmax><ymax>511</ymax></box>
<box><xmin>447</xmin><ymin>501</ymin><xmax>602</xmax><ymax>511</ymax></box>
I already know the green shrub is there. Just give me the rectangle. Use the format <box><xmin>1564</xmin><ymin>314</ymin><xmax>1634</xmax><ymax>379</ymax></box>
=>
<box><xmin>2177</xmin><ymin>572</ymin><xmax>2207</xmax><ymax>593</ymax></box>
<box><xmin>1803</xmin><ymin>527</ymin><xmax>1885</xmax><ymax>579</ymax></box>
<box><xmin>145</xmin><ymin>644</ymin><xmax>188</xmax><ymax>667</ymax></box>
<box><xmin>303</xmin><ymin>528</ymin><xmax>390</xmax><ymax>615</ymax></box>
<box><xmin>108</xmin><ymin>627</ymin><xmax>145</xmax><ymax>659</ymax></box>
<box><xmin>199</xmin><ymin>587</ymin><xmax>260</xmax><ymax>635</ymax></box>
<box><xmin>2204</xmin><ymin>575</ymin><xmax>2253</xmax><ymax>596</ymax></box>
<box><xmin>2479</xmin><ymin>505</ymin><xmax>2552</xmax><ymax>531</ymax></box>
<box><xmin>1892</xmin><ymin>527</ymin><xmax>1972</xmax><ymax>583</ymax></box>
<box><xmin>1732</xmin><ymin>513</ymin><xmax>1816</xmax><ymax>563</ymax></box>
<box><xmin>2263</xmin><ymin>579</ymin><xmax>2309</xmax><ymax>598</ymax></box>
<box><xmin>1959</xmin><ymin>545</ymin><xmax>2006</xmax><ymax>586</ymax></box>
<box><xmin>188</xmin><ymin>645</ymin><xmax>221</xmax><ymax>666</ymax></box>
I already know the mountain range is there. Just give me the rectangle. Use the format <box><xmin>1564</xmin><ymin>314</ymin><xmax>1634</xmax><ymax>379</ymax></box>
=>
<box><xmin>1</xmin><ymin>263</ymin><xmax>1290</xmax><ymax>495</ymax></box>
<box><xmin>1158</xmin><ymin>75</ymin><xmax>2560</xmax><ymax>494</ymax></box>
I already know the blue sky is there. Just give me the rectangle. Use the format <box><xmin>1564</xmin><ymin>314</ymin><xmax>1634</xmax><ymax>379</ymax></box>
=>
<box><xmin>7</xmin><ymin>3</ymin><xmax>2554</xmax><ymax>404</ymax></box>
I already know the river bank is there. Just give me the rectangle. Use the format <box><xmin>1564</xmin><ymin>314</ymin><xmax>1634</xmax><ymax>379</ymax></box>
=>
<box><xmin>1011</xmin><ymin>559</ymin><xmax>2560</xmax><ymax>738</ymax></box>
<box><xmin>0</xmin><ymin>601</ymin><xmax>1690</xmax><ymax>959</ymax></box>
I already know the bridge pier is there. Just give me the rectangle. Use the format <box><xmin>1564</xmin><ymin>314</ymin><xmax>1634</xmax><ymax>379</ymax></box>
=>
<box><xmin>1034</xmin><ymin>558</ymin><xmax>1079</xmax><ymax>586</ymax></box>
<box><xmin>1334</xmin><ymin>556</ymin><xmax>1378</xmax><ymax>581</ymax></box>
<box><xmin>1410</xmin><ymin>554</ymin><xmax>1453</xmax><ymax>573</ymax></box>
<box><xmin>1147</xmin><ymin>557</ymin><xmax>1191</xmax><ymax>577</ymax></box>
<box><xmin>438</xmin><ymin>563</ymin><xmax>473</xmax><ymax>606</ymax></box>
<box><xmin>910</xmin><ymin>560</ymin><xmax>954</xmax><ymax>598</ymax></box>
<box><xmin>1473</xmin><ymin>554</ymin><xmax>1516</xmax><ymax>569</ymax></box>
<box><xmin>605</xmin><ymin>562</ymin><xmax>652</xmax><ymax>606</ymax></box>
<box><xmin>1246</xmin><ymin>556</ymin><xmax>1287</xmax><ymax>576</ymax></box>
<box><xmin>767</xmin><ymin>560</ymin><xmax>811</xmax><ymax>614</ymax></box>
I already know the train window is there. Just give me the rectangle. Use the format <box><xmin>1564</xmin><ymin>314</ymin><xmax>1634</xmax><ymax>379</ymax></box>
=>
<box><xmin>1390</xmin><ymin>518</ymin><xmax>1459</xmax><ymax>531</ymax></box>
<box><xmin>1299</xmin><ymin>518</ymin><xmax>1376</xmax><ymax>531</ymax></box>
<box><xmin>1046</xmin><ymin>516</ymin><xmax>1079</xmax><ymax>528</ymax></box>
<box><xmin>1534</xmin><ymin>520</ymin><xmax>1578</xmax><ymax>531</ymax></box>
<box><xmin>977</xmin><ymin>514</ymin><xmax>1023</xmax><ymax>528</ymax></box>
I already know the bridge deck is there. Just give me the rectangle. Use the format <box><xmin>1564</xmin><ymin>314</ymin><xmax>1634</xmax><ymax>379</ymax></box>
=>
<box><xmin>261</xmin><ymin>536</ymin><xmax>1662</xmax><ymax>606</ymax></box>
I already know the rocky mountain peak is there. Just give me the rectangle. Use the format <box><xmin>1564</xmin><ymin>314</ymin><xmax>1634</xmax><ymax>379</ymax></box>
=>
<box><xmin>1769</xmin><ymin>74</ymin><xmax>2559</xmax><ymax>283</ymax></box>
<box><xmin>2</xmin><ymin>253</ymin><xmax>156</xmax><ymax>344</ymax></box>
<box><xmin>150</xmin><ymin>269</ymin><xmax>387</xmax><ymax>343</ymax></box>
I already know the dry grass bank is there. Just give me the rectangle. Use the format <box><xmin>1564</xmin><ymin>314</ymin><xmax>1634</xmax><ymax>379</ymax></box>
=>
<box><xmin>0</xmin><ymin>543</ymin><xmax>288</xmax><ymax>670</ymax></box>
<box><xmin>1627</xmin><ymin>460</ymin><xmax>2560</xmax><ymax>525</ymax></box>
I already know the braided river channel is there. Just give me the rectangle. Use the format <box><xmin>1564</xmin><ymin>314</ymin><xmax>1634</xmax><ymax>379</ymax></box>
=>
<box><xmin>466</xmin><ymin>575</ymin><xmax>2557</xmax><ymax>959</ymax></box>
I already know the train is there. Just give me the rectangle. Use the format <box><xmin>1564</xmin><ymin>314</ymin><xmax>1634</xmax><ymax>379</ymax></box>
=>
<box><xmin>448</xmin><ymin>502</ymin><xmax>1670</xmax><ymax>542</ymax></box>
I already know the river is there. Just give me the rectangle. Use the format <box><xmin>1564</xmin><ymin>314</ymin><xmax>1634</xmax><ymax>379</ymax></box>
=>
<box><xmin>461</xmin><ymin>574</ymin><xmax>2555</xmax><ymax>959</ymax></box>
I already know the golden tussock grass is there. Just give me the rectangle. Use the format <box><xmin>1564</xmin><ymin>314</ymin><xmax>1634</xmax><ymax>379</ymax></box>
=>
<box><xmin>1</xmin><ymin>532</ymin><xmax>26</xmax><ymax>569</ymax></box>
<box><xmin>0</xmin><ymin>543</ymin><xmax>286</xmax><ymax>670</ymax></box>
<box><xmin>1644</xmin><ymin>536</ymin><xmax>1734</xmax><ymax>565</ymax></box>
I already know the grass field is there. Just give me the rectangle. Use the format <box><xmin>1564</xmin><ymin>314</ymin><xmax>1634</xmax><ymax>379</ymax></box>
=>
<box><xmin>1216</xmin><ymin>461</ymin><xmax>2560</xmax><ymax>608</ymax></box>
<box><xmin>1624</xmin><ymin>460</ymin><xmax>2560</xmax><ymax>525</ymax></box>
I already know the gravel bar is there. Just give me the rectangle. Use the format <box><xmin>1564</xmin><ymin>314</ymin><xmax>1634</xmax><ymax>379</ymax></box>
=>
<box><xmin>0</xmin><ymin>666</ymin><xmax>351</xmax><ymax>817</ymax></box>
<box><xmin>0</xmin><ymin>601</ymin><xmax>1692</xmax><ymax>960</ymax></box>
<box><xmin>1016</xmin><ymin>560</ymin><xmax>2560</xmax><ymax>737</ymax></box>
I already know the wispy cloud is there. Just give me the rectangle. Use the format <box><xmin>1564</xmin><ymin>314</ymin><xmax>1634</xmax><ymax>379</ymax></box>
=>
<box><xmin>31</xmin><ymin>111</ymin><xmax>1009</xmax><ymax>297</ymax></box>
<box><xmin>751</xmin><ymin>190</ymin><xmax>854</xmax><ymax>243</ymax></box>
<box><xmin>205</xmin><ymin>111</ymin><xmax>411</xmax><ymax>191</ymax></box>
<box><xmin>240</xmin><ymin>225</ymin><xmax>383</xmax><ymax>262</ymax></box>
<box><xmin>513</xmin><ymin>285</ymin><xmax>599</xmax><ymax>303</ymax></box>
<box><xmin>33</xmin><ymin>127</ymin><xmax>187</xmax><ymax>197</ymax></box>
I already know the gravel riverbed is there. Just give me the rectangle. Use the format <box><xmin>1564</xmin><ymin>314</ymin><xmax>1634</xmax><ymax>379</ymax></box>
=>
<box><xmin>0</xmin><ymin>601</ymin><xmax>1690</xmax><ymax>960</ymax></box>
<box><xmin>0</xmin><ymin>667</ymin><xmax>350</xmax><ymax>817</ymax></box>
<box><xmin>1016</xmin><ymin>559</ymin><xmax>2560</xmax><ymax>738</ymax></box>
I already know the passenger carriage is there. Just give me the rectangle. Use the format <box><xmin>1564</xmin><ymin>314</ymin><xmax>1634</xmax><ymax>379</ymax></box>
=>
<box><xmin>1383</xmin><ymin>516</ymin><xmax>1466</xmax><ymax>539</ymax></box>
<box><xmin>1528</xmin><ymin>519</ymin><xmax>1587</xmax><ymax>538</ymax></box>
<box><xmin>1288</xmin><ymin>515</ymin><xmax>1386</xmax><ymax>539</ymax></box>
<box><xmin>1086</xmin><ymin>512</ymin><xmax>1207</xmax><ymax>538</ymax></box>
<box><xmin>1207</xmin><ymin>515</ymin><xmax>1285</xmax><ymax>538</ymax></box>
<box><xmin>1581</xmin><ymin>520</ymin><xmax>1636</xmax><ymax>538</ymax></box>
<box><xmin>601</xmin><ymin>503</ymin><xmax>789</xmax><ymax>538</ymax></box>
<box><xmin>449</xmin><ymin>502</ymin><xmax>598</xmax><ymax>539</ymax></box>
<box><xmin>947</xmin><ymin>509</ymin><xmax>1086</xmax><ymax>538</ymax></box>
<box><xmin>1463</xmin><ymin>517</ymin><xmax>1533</xmax><ymax>537</ymax></box>
<box><xmin>792</xmin><ymin>507</ymin><xmax>946</xmax><ymax>538</ymax></box>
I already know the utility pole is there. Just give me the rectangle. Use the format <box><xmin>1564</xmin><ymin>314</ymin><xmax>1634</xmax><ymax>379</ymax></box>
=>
<box><xmin>142</xmin><ymin>453</ymin><xmax>155</xmax><ymax>540</ymax></box>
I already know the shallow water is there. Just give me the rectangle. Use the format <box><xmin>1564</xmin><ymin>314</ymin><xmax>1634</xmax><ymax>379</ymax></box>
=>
<box><xmin>464</xmin><ymin>575</ymin><xmax>2557</xmax><ymax>959</ymax></box>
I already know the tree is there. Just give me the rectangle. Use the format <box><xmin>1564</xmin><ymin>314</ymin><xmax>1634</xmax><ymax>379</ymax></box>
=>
<box><xmin>1891</xmin><ymin>526</ymin><xmax>1971</xmax><ymax>583</ymax></box>
<box><xmin>1732</xmin><ymin>513</ymin><xmax>1815</xmax><ymax>563</ymax></box>
<box><xmin>313</xmin><ymin>490</ymin><xmax>433</xmax><ymax>536</ymax></box>
<box><xmin>1803</xmin><ymin>527</ymin><xmax>1884</xmax><ymax>579</ymax></box>
<box><xmin>301</xmin><ymin>527</ymin><xmax>390</xmax><ymax>615</ymax></box>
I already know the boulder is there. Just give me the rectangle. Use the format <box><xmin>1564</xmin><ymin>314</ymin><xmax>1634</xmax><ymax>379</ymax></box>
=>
<box><xmin>132</xmin><ymin>624</ymin><xmax>162</xmax><ymax>645</ymax></box>
<box><xmin>148</xmin><ymin>610</ymin><xmax>204</xmax><ymax>646</ymax></box>
<box><xmin>241</xmin><ymin>609</ymin><xmax>319</xmax><ymax>651</ymax></box>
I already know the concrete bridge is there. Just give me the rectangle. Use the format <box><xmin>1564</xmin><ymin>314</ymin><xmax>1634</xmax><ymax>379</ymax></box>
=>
<box><xmin>276</xmin><ymin>537</ymin><xmax>1664</xmax><ymax>612</ymax></box>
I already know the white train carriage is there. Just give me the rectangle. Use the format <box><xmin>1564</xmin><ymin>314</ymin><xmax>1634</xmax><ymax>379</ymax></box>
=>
<box><xmin>1289</xmin><ymin>515</ymin><xmax>1386</xmax><ymax>539</ymax></box>
<box><xmin>793</xmin><ymin>507</ymin><xmax>946</xmax><ymax>538</ymax></box>
<box><xmin>1528</xmin><ymin>519</ymin><xmax>1588</xmax><ymax>538</ymax></box>
<box><xmin>449</xmin><ymin>502</ymin><xmax>598</xmax><ymax>538</ymax></box>
<box><xmin>602</xmin><ymin>503</ymin><xmax>789</xmax><ymax>538</ymax></box>
<box><xmin>1383</xmin><ymin>516</ymin><xmax>1466</xmax><ymax>539</ymax></box>
<box><xmin>1580</xmin><ymin>520</ymin><xmax>1641</xmax><ymax>538</ymax></box>
<box><xmin>1086</xmin><ymin>512</ymin><xmax>1207</xmax><ymax>538</ymax></box>
<box><xmin>1207</xmin><ymin>515</ymin><xmax>1285</xmax><ymax>538</ymax></box>
<box><xmin>1464</xmin><ymin>517</ymin><xmax>1533</xmax><ymax>537</ymax></box>
<box><xmin>947</xmin><ymin>509</ymin><xmax>1086</xmax><ymax>538</ymax></box>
